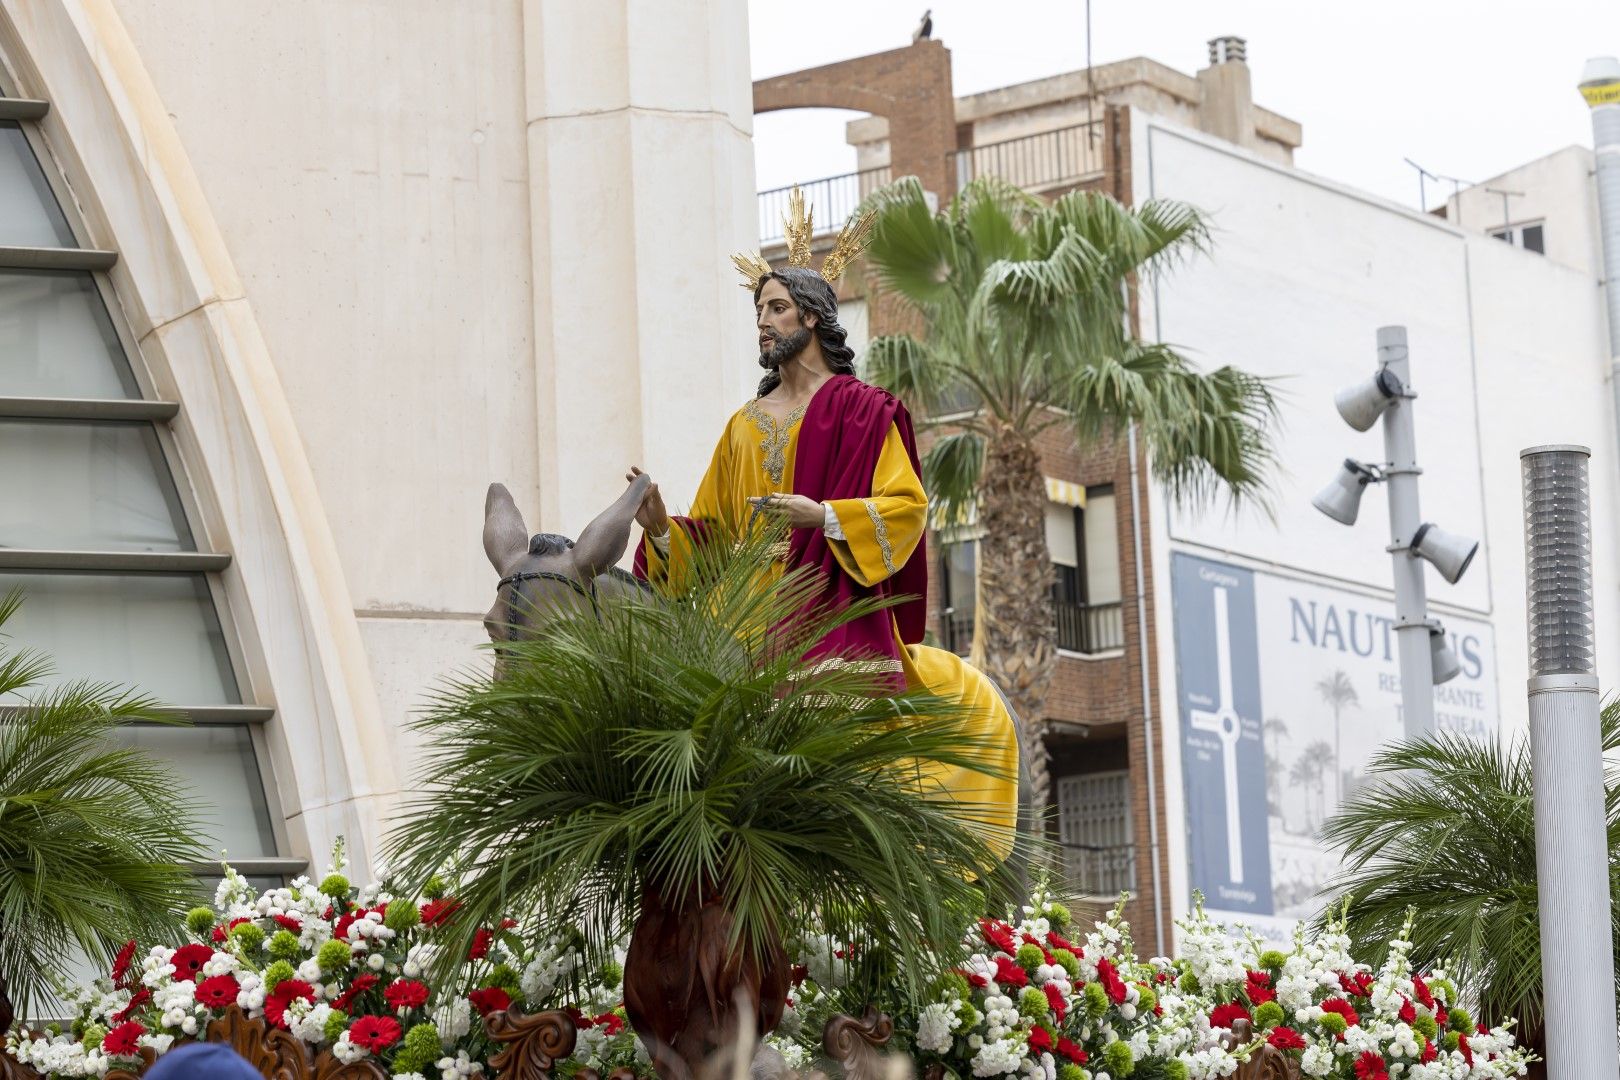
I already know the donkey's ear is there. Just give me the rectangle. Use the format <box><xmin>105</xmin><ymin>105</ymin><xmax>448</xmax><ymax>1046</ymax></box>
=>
<box><xmin>483</xmin><ymin>483</ymin><xmax>529</xmax><ymax>575</ymax></box>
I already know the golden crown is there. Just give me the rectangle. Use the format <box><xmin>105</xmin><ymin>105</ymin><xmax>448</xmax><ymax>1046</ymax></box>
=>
<box><xmin>732</xmin><ymin>185</ymin><xmax>876</xmax><ymax>290</ymax></box>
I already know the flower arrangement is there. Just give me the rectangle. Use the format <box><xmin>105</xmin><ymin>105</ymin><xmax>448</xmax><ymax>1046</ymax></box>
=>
<box><xmin>1143</xmin><ymin>900</ymin><xmax>1533</xmax><ymax>1080</ymax></box>
<box><xmin>905</xmin><ymin>891</ymin><xmax>1172</xmax><ymax>1080</ymax></box>
<box><xmin>4</xmin><ymin>847</ymin><xmax>650</xmax><ymax>1080</ymax></box>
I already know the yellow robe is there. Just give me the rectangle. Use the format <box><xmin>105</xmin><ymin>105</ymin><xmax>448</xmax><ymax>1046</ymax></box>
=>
<box><xmin>646</xmin><ymin>399</ymin><xmax>1019</xmax><ymax>860</ymax></box>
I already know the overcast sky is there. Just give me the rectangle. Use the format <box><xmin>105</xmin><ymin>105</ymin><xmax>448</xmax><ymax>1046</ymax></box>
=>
<box><xmin>749</xmin><ymin>0</ymin><xmax>1620</xmax><ymax>212</ymax></box>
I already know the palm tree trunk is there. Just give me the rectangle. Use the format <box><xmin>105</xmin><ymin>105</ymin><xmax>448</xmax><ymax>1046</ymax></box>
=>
<box><xmin>975</xmin><ymin>430</ymin><xmax>1057</xmax><ymax>823</ymax></box>
<box><xmin>0</xmin><ymin>920</ymin><xmax>11</xmax><ymax>1033</ymax></box>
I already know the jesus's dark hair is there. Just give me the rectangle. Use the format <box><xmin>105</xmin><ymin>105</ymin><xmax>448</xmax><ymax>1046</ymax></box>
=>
<box><xmin>754</xmin><ymin>267</ymin><xmax>858</xmax><ymax>397</ymax></box>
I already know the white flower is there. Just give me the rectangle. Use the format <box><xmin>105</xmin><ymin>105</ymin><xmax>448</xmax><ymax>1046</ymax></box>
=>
<box><xmin>366</xmin><ymin>953</ymin><xmax>386</xmax><ymax>972</ymax></box>
<box><xmin>917</xmin><ymin>1002</ymin><xmax>957</xmax><ymax>1053</ymax></box>
<box><xmin>331</xmin><ymin>1033</ymin><xmax>368</xmax><ymax>1064</ymax></box>
<box><xmin>1300</xmin><ymin>1045</ymin><xmax>1335</xmax><ymax>1077</ymax></box>
<box><xmin>970</xmin><ymin>1036</ymin><xmax>1025</xmax><ymax>1076</ymax></box>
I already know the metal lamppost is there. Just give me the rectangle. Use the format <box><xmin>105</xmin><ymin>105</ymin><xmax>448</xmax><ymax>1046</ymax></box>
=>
<box><xmin>1521</xmin><ymin>445</ymin><xmax>1618</xmax><ymax>1078</ymax></box>
<box><xmin>1312</xmin><ymin>326</ymin><xmax>1479</xmax><ymax>739</ymax></box>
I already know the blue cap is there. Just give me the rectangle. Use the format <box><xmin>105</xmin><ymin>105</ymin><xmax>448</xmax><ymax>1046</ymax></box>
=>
<box><xmin>144</xmin><ymin>1042</ymin><xmax>264</xmax><ymax>1079</ymax></box>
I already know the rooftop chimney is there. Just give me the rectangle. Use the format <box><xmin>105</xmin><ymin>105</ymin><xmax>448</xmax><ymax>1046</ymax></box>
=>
<box><xmin>1198</xmin><ymin>36</ymin><xmax>1254</xmax><ymax>149</ymax></box>
<box><xmin>1208</xmin><ymin>36</ymin><xmax>1247</xmax><ymax>65</ymax></box>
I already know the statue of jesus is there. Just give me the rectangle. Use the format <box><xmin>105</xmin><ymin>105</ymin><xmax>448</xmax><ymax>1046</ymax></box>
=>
<box><xmin>628</xmin><ymin>208</ymin><xmax>1019</xmax><ymax>859</ymax></box>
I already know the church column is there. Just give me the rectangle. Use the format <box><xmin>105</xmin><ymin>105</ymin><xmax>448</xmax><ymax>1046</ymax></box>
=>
<box><xmin>523</xmin><ymin>0</ymin><xmax>757</xmax><ymax>537</ymax></box>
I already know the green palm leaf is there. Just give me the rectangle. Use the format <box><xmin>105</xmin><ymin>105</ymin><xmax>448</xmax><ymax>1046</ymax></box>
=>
<box><xmin>385</xmin><ymin>528</ymin><xmax>1024</xmax><ymax>995</ymax></box>
<box><xmin>0</xmin><ymin>589</ymin><xmax>207</xmax><ymax>1023</ymax></box>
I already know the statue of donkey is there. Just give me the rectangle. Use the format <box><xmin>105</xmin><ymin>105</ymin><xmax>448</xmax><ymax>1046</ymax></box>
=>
<box><xmin>481</xmin><ymin>474</ymin><xmax>651</xmax><ymax>644</ymax></box>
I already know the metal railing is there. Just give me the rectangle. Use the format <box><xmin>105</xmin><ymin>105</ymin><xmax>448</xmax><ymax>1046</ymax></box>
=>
<box><xmin>1055</xmin><ymin>598</ymin><xmax>1124</xmax><ymax>654</ymax></box>
<box><xmin>952</xmin><ymin>121</ymin><xmax>1104</xmax><ymax>194</ymax></box>
<box><xmin>941</xmin><ymin>608</ymin><xmax>974</xmax><ymax>656</ymax></box>
<box><xmin>1061</xmin><ymin>842</ymin><xmax>1136</xmax><ymax>898</ymax></box>
<box><xmin>757</xmin><ymin>165</ymin><xmax>891</xmax><ymax>245</ymax></box>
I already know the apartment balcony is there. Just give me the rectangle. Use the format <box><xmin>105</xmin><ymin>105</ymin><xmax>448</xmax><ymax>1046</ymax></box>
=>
<box><xmin>952</xmin><ymin>121</ymin><xmax>1105</xmax><ymax>195</ymax></box>
<box><xmin>757</xmin><ymin>165</ymin><xmax>891</xmax><ymax>245</ymax></box>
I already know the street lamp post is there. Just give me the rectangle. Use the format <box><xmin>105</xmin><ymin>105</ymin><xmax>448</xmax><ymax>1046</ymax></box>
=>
<box><xmin>1520</xmin><ymin>445</ymin><xmax>1618</xmax><ymax>1078</ymax></box>
<box><xmin>1312</xmin><ymin>326</ymin><xmax>1478</xmax><ymax>739</ymax></box>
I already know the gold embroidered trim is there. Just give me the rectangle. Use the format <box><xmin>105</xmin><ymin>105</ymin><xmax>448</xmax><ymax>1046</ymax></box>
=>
<box><xmin>742</xmin><ymin>399</ymin><xmax>807</xmax><ymax>487</ymax></box>
<box><xmin>864</xmin><ymin>499</ymin><xmax>896</xmax><ymax>576</ymax></box>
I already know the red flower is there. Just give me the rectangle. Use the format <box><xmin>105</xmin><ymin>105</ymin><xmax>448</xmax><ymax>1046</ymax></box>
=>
<box><xmin>112</xmin><ymin>989</ymin><xmax>151</xmax><ymax>1024</ymax></box>
<box><xmin>1398</xmin><ymin>996</ymin><xmax>1416</xmax><ymax>1024</ymax></box>
<box><xmin>385</xmin><ymin>979</ymin><xmax>431</xmax><ymax>1011</ymax></box>
<box><xmin>331</xmin><ymin>973</ymin><xmax>380</xmax><ymax>1013</ymax></box>
<box><xmin>211</xmin><ymin>926</ymin><xmax>227</xmax><ymax>944</ymax></box>
<box><xmin>1209</xmin><ymin>1002</ymin><xmax>1252</xmax><ymax>1030</ymax></box>
<box><xmin>1027</xmin><ymin>1026</ymin><xmax>1053</xmax><ymax>1053</ymax></box>
<box><xmin>1046</xmin><ymin>930</ymin><xmax>1077</xmax><ymax>953</ymax></box>
<box><xmin>264</xmin><ymin>979</ymin><xmax>315</xmax><ymax>1030</ymax></box>
<box><xmin>1097</xmin><ymin>957</ymin><xmax>1128</xmax><ymax>1005</ymax></box>
<box><xmin>1412</xmin><ymin>973</ymin><xmax>1436</xmax><ymax>1010</ymax></box>
<box><xmin>171</xmin><ymin>943</ymin><xmax>215</xmax><ymax>983</ymax></box>
<box><xmin>110</xmin><ymin>940</ymin><xmax>138</xmax><ymax>989</ymax></box>
<box><xmin>102</xmin><ymin>1021</ymin><xmax>145</xmax><ymax>1057</ymax></box>
<box><xmin>1354</xmin><ymin>1051</ymin><xmax>1389</xmax><ymax>1080</ymax></box>
<box><xmin>334</xmin><ymin>912</ymin><xmax>360</xmax><ymax>942</ymax></box>
<box><xmin>468</xmin><ymin>928</ymin><xmax>494</xmax><ymax>960</ymax></box>
<box><xmin>1421</xmin><ymin>1039</ymin><xmax>1438</xmax><ymax>1064</ymax></box>
<box><xmin>1042</xmin><ymin>982</ymin><xmax>1068</xmax><ymax>1021</ymax></box>
<box><xmin>420</xmin><ymin>898</ymin><xmax>463</xmax><ymax>927</ymax></box>
<box><xmin>273</xmin><ymin>914</ymin><xmax>302</xmax><ymax>933</ymax></box>
<box><xmin>1321</xmin><ymin>996</ymin><xmax>1361</xmax><ymax>1028</ymax></box>
<box><xmin>991</xmin><ymin>955</ymin><xmax>1029</xmax><ymax>988</ymax></box>
<box><xmin>348</xmin><ymin>1015</ymin><xmax>402</xmax><ymax>1053</ymax></box>
<box><xmin>1267</xmin><ymin>1027</ymin><xmax>1306</xmax><ymax>1050</ymax></box>
<box><xmin>593</xmin><ymin>1013</ymin><xmax>625</xmax><ymax>1035</ymax></box>
<box><xmin>1245</xmin><ymin>970</ymin><xmax>1276</xmax><ymax>1005</ymax></box>
<box><xmin>790</xmin><ymin>964</ymin><xmax>809</xmax><ymax>987</ymax></box>
<box><xmin>468</xmin><ymin>986</ymin><xmax>512</xmax><ymax>1017</ymax></box>
<box><xmin>1338</xmin><ymin>971</ymin><xmax>1373</xmax><ymax>998</ymax></box>
<box><xmin>980</xmin><ymin>918</ymin><xmax>1017</xmax><ymax>955</ymax></box>
<box><xmin>1458</xmin><ymin>1033</ymin><xmax>1473</xmax><ymax>1066</ymax></box>
<box><xmin>500</xmin><ymin>918</ymin><xmax>519</xmax><ymax>930</ymax></box>
<box><xmin>966</xmin><ymin>972</ymin><xmax>988</xmax><ymax>989</ymax></box>
<box><xmin>1056</xmin><ymin>1038</ymin><xmax>1088</xmax><ymax>1065</ymax></box>
<box><xmin>196</xmin><ymin>974</ymin><xmax>241</xmax><ymax>1010</ymax></box>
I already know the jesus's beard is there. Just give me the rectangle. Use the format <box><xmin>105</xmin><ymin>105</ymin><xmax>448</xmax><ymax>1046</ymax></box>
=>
<box><xmin>759</xmin><ymin>327</ymin><xmax>812</xmax><ymax>372</ymax></box>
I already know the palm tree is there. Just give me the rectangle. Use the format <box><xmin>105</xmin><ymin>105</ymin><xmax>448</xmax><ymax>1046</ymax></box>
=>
<box><xmin>0</xmin><ymin>590</ymin><xmax>206</xmax><ymax>1027</ymax></box>
<box><xmin>1262</xmin><ymin>716</ymin><xmax>1289</xmax><ymax>818</ymax></box>
<box><xmin>386</xmin><ymin>531</ymin><xmax>1020</xmax><ymax>1079</ymax></box>
<box><xmin>1289</xmin><ymin>747</ymin><xmax>1327</xmax><ymax>832</ymax></box>
<box><xmin>1315</xmin><ymin>670</ymin><xmax>1359</xmax><ymax>808</ymax></box>
<box><xmin>861</xmin><ymin>177</ymin><xmax>1279</xmax><ymax>817</ymax></box>
<box><xmin>1318</xmin><ymin>706</ymin><xmax>1620</xmax><ymax>1076</ymax></box>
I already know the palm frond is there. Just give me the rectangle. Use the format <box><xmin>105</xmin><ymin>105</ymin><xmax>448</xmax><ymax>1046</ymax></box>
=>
<box><xmin>385</xmin><ymin>529</ymin><xmax>1025</xmax><ymax>995</ymax></box>
<box><xmin>921</xmin><ymin>431</ymin><xmax>987</xmax><ymax>530</ymax></box>
<box><xmin>0</xmin><ymin>589</ymin><xmax>207</xmax><ymax>1020</ymax></box>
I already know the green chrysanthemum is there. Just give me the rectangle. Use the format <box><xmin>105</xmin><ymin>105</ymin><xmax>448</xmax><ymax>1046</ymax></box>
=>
<box><xmin>229</xmin><ymin>922</ymin><xmax>265</xmax><ymax>953</ymax></box>
<box><xmin>1044</xmin><ymin>902</ymin><xmax>1072</xmax><ymax>930</ymax></box>
<box><xmin>1015</xmin><ymin>942</ymin><xmax>1045</xmax><ymax>971</ymax></box>
<box><xmin>1018</xmin><ymin>987</ymin><xmax>1050</xmax><ymax>1020</ymax></box>
<box><xmin>599</xmin><ymin>959</ymin><xmax>623</xmax><ymax>990</ymax></box>
<box><xmin>1448</xmin><ymin>1007</ymin><xmax>1473</xmax><ymax>1033</ymax></box>
<box><xmin>185</xmin><ymin>907</ymin><xmax>217</xmax><ymax>937</ymax></box>
<box><xmin>1164</xmin><ymin>1061</ymin><xmax>1189</xmax><ymax>1080</ymax></box>
<box><xmin>383</xmin><ymin>899</ymin><xmax>422</xmax><ymax>933</ymax></box>
<box><xmin>1253</xmin><ymin>1001</ymin><xmax>1284</xmax><ymax>1030</ymax></box>
<box><xmin>1135</xmin><ymin>985</ymin><xmax>1157</xmax><ymax>1013</ymax></box>
<box><xmin>488</xmin><ymin>963</ymin><xmax>522</xmax><ymax>995</ymax></box>
<box><xmin>262</xmin><ymin>960</ymin><xmax>296</xmax><ymax>993</ymax></box>
<box><xmin>1083</xmin><ymin>981</ymin><xmax>1109</xmax><ymax>1019</ymax></box>
<box><xmin>1057</xmin><ymin>1064</ymin><xmax>1085</xmax><ymax>1080</ymax></box>
<box><xmin>1443</xmin><ymin>1030</ymin><xmax>1461</xmax><ymax>1052</ymax></box>
<box><xmin>936</xmin><ymin>971</ymin><xmax>972</xmax><ymax>1001</ymax></box>
<box><xmin>390</xmin><ymin>1022</ymin><xmax>443</xmax><ymax>1074</ymax></box>
<box><xmin>1257</xmin><ymin>949</ymin><xmax>1287</xmax><ymax>970</ymax></box>
<box><xmin>1052</xmin><ymin>948</ymin><xmax>1081</xmax><ymax>979</ymax></box>
<box><xmin>317</xmin><ymin>939</ymin><xmax>354</xmax><ymax>974</ymax></box>
<box><xmin>319</xmin><ymin>873</ymin><xmax>350</xmax><ymax>899</ymax></box>
<box><xmin>80</xmin><ymin>1025</ymin><xmax>106</xmax><ymax>1055</ymax></box>
<box><xmin>1318</xmin><ymin>1012</ymin><xmax>1347</xmax><ymax>1036</ymax></box>
<box><xmin>1103</xmin><ymin>1039</ymin><xmax>1134</xmax><ymax>1077</ymax></box>
<box><xmin>422</xmin><ymin>874</ymin><xmax>448</xmax><ymax>900</ymax></box>
<box><xmin>324</xmin><ymin>1009</ymin><xmax>350</xmax><ymax>1042</ymax></box>
<box><xmin>267</xmin><ymin>930</ymin><xmax>302</xmax><ymax>961</ymax></box>
<box><xmin>1178</xmin><ymin>971</ymin><xmax>1200</xmax><ymax>995</ymax></box>
<box><xmin>1412</xmin><ymin>1013</ymin><xmax>1439</xmax><ymax>1041</ymax></box>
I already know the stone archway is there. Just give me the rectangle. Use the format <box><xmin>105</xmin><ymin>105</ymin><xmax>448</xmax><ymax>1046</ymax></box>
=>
<box><xmin>753</xmin><ymin>40</ymin><xmax>956</xmax><ymax>198</ymax></box>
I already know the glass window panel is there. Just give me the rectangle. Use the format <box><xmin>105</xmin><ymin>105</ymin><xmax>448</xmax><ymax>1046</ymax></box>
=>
<box><xmin>1083</xmin><ymin>492</ymin><xmax>1122</xmax><ymax>604</ymax></box>
<box><xmin>0</xmin><ymin>420</ymin><xmax>192</xmax><ymax>551</ymax></box>
<box><xmin>116</xmin><ymin>724</ymin><xmax>277</xmax><ymax>857</ymax></box>
<box><xmin>0</xmin><ymin>571</ymin><xmax>239</xmax><ymax>703</ymax></box>
<box><xmin>0</xmin><ymin>123</ymin><xmax>74</xmax><ymax>248</ymax></box>
<box><xmin>0</xmin><ymin>270</ymin><xmax>137</xmax><ymax>398</ymax></box>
